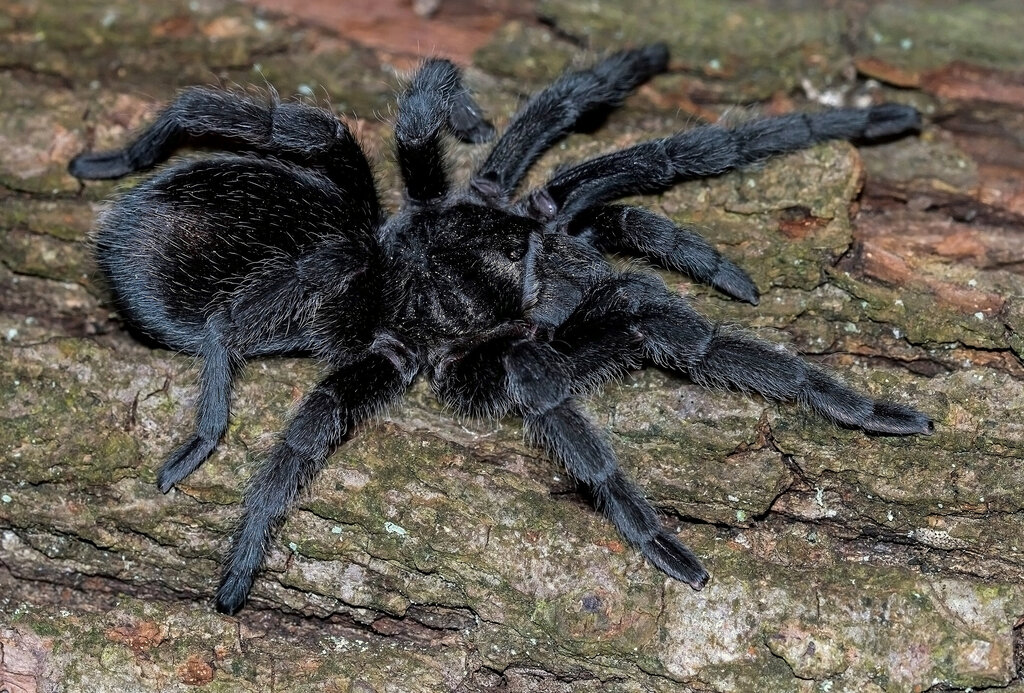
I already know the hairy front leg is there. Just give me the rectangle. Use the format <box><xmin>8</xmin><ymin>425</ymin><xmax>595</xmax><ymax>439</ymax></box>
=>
<box><xmin>570</xmin><ymin>205</ymin><xmax>760</xmax><ymax>304</ymax></box>
<box><xmin>472</xmin><ymin>44</ymin><xmax>669</xmax><ymax>200</ymax></box>
<box><xmin>529</xmin><ymin>104</ymin><xmax>921</xmax><ymax>220</ymax></box>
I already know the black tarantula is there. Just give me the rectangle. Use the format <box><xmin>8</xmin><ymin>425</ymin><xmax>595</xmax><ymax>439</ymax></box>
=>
<box><xmin>69</xmin><ymin>44</ymin><xmax>933</xmax><ymax>615</ymax></box>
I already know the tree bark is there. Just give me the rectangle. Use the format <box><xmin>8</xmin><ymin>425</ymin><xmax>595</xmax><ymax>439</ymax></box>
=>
<box><xmin>2</xmin><ymin>0</ymin><xmax>1024</xmax><ymax>691</ymax></box>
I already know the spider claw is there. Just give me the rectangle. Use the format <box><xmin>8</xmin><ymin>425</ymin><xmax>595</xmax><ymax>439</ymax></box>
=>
<box><xmin>449</xmin><ymin>90</ymin><xmax>495</xmax><ymax>144</ymax></box>
<box><xmin>215</xmin><ymin>573</ymin><xmax>250</xmax><ymax>615</ymax></box>
<box><xmin>644</xmin><ymin>532</ymin><xmax>710</xmax><ymax>590</ymax></box>
<box><xmin>864</xmin><ymin>402</ymin><xmax>934</xmax><ymax>436</ymax></box>
<box><xmin>710</xmin><ymin>262</ymin><xmax>760</xmax><ymax>305</ymax></box>
<box><xmin>863</xmin><ymin>103</ymin><xmax>922</xmax><ymax>139</ymax></box>
<box><xmin>156</xmin><ymin>435</ymin><xmax>218</xmax><ymax>493</ymax></box>
<box><xmin>68</xmin><ymin>150</ymin><xmax>134</xmax><ymax>180</ymax></box>
<box><xmin>635</xmin><ymin>42</ymin><xmax>670</xmax><ymax>74</ymax></box>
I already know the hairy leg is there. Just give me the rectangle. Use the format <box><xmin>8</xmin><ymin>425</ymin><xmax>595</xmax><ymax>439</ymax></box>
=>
<box><xmin>395</xmin><ymin>59</ymin><xmax>494</xmax><ymax>202</ymax></box>
<box><xmin>571</xmin><ymin>204</ymin><xmax>759</xmax><ymax>304</ymax></box>
<box><xmin>216</xmin><ymin>340</ymin><xmax>417</xmax><ymax>614</ymax></box>
<box><xmin>552</xmin><ymin>274</ymin><xmax>933</xmax><ymax>435</ymax></box>
<box><xmin>68</xmin><ymin>88</ymin><xmax>379</xmax><ymax>212</ymax></box>
<box><xmin>529</xmin><ymin>104</ymin><xmax>921</xmax><ymax>220</ymax></box>
<box><xmin>472</xmin><ymin>44</ymin><xmax>669</xmax><ymax>200</ymax></box>
<box><xmin>157</xmin><ymin>327</ymin><xmax>239</xmax><ymax>493</ymax></box>
<box><xmin>526</xmin><ymin>399</ymin><xmax>708</xmax><ymax>587</ymax></box>
<box><xmin>431</xmin><ymin>334</ymin><xmax>709</xmax><ymax>589</ymax></box>
<box><xmin>155</xmin><ymin>245</ymin><xmax>384</xmax><ymax>497</ymax></box>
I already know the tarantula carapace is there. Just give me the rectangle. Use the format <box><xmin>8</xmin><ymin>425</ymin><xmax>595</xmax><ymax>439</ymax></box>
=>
<box><xmin>69</xmin><ymin>44</ymin><xmax>932</xmax><ymax>614</ymax></box>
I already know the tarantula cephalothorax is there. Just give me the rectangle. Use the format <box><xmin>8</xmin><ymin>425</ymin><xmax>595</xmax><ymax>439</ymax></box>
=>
<box><xmin>70</xmin><ymin>44</ymin><xmax>933</xmax><ymax>615</ymax></box>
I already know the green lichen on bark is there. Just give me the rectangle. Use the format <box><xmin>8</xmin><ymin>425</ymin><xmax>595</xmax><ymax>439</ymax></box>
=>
<box><xmin>537</xmin><ymin>0</ymin><xmax>849</xmax><ymax>99</ymax></box>
<box><xmin>862</xmin><ymin>0</ymin><xmax>1024</xmax><ymax>72</ymax></box>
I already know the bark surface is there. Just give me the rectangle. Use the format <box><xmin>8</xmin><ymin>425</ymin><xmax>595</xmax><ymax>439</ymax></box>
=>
<box><xmin>2</xmin><ymin>1</ymin><xmax>1024</xmax><ymax>691</ymax></box>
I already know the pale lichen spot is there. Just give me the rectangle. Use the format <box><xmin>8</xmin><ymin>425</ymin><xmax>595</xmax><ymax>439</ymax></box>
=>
<box><xmin>384</xmin><ymin>521</ymin><xmax>408</xmax><ymax>536</ymax></box>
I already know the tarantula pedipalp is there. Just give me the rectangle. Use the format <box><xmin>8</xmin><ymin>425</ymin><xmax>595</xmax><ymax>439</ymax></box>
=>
<box><xmin>69</xmin><ymin>44</ymin><xmax>932</xmax><ymax>615</ymax></box>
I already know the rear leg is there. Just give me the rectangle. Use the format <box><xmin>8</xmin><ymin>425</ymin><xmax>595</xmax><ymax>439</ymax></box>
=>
<box><xmin>157</xmin><ymin>324</ymin><xmax>239</xmax><ymax>492</ymax></box>
<box><xmin>527</xmin><ymin>399</ymin><xmax>708</xmax><ymax>588</ymax></box>
<box><xmin>216</xmin><ymin>340</ymin><xmax>417</xmax><ymax>614</ymax></box>
<box><xmin>68</xmin><ymin>88</ymin><xmax>380</xmax><ymax>218</ymax></box>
